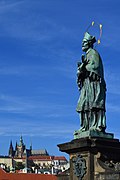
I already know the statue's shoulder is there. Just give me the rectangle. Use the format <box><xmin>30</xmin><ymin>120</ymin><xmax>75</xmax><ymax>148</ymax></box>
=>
<box><xmin>89</xmin><ymin>49</ymin><xmax>99</xmax><ymax>56</ymax></box>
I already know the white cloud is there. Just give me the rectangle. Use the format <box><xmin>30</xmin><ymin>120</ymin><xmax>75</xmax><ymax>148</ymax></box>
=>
<box><xmin>0</xmin><ymin>0</ymin><xmax>23</xmax><ymax>12</ymax></box>
<box><xmin>0</xmin><ymin>65</ymin><xmax>46</xmax><ymax>76</ymax></box>
<box><xmin>0</xmin><ymin>93</ymin><xmax>74</xmax><ymax>117</ymax></box>
<box><xmin>0</xmin><ymin>118</ymin><xmax>76</xmax><ymax>139</ymax></box>
<box><xmin>0</xmin><ymin>2</ymin><xmax>61</xmax><ymax>42</ymax></box>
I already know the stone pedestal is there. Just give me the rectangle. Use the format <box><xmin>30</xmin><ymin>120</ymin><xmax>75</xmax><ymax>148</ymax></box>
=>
<box><xmin>58</xmin><ymin>137</ymin><xmax>120</xmax><ymax>180</ymax></box>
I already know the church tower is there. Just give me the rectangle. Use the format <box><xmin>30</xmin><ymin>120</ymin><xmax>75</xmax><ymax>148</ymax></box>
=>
<box><xmin>14</xmin><ymin>136</ymin><xmax>26</xmax><ymax>158</ymax></box>
<box><xmin>8</xmin><ymin>140</ymin><xmax>14</xmax><ymax>157</ymax></box>
<box><xmin>8</xmin><ymin>136</ymin><xmax>32</xmax><ymax>158</ymax></box>
<box><xmin>17</xmin><ymin>136</ymin><xmax>26</xmax><ymax>158</ymax></box>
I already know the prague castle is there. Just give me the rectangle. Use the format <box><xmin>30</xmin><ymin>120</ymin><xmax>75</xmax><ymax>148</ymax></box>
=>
<box><xmin>8</xmin><ymin>136</ymin><xmax>48</xmax><ymax>158</ymax></box>
<box><xmin>0</xmin><ymin>136</ymin><xmax>68</xmax><ymax>174</ymax></box>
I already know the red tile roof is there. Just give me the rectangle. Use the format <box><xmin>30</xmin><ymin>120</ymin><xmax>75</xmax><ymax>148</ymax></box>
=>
<box><xmin>28</xmin><ymin>155</ymin><xmax>52</xmax><ymax>160</ymax></box>
<box><xmin>54</xmin><ymin>156</ymin><xmax>67</xmax><ymax>161</ymax></box>
<box><xmin>0</xmin><ymin>168</ymin><xmax>57</xmax><ymax>180</ymax></box>
<box><xmin>27</xmin><ymin>156</ymin><xmax>67</xmax><ymax>161</ymax></box>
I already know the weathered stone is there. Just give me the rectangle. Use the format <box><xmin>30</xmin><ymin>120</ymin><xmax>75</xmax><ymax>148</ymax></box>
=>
<box><xmin>74</xmin><ymin>129</ymin><xmax>113</xmax><ymax>139</ymax></box>
<box><xmin>58</xmin><ymin>137</ymin><xmax>120</xmax><ymax>180</ymax></box>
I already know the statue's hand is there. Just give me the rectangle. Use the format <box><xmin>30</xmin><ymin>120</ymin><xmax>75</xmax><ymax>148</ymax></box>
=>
<box><xmin>77</xmin><ymin>61</ymin><xmax>82</xmax><ymax>75</ymax></box>
<box><xmin>77</xmin><ymin>69</ymin><xmax>81</xmax><ymax>77</ymax></box>
<box><xmin>77</xmin><ymin>61</ymin><xmax>82</xmax><ymax>67</ymax></box>
<box><xmin>81</xmin><ymin>54</ymin><xmax>85</xmax><ymax>63</ymax></box>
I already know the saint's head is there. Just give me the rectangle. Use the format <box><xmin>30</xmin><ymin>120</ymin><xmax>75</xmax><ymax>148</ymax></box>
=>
<box><xmin>82</xmin><ymin>32</ymin><xmax>96</xmax><ymax>52</ymax></box>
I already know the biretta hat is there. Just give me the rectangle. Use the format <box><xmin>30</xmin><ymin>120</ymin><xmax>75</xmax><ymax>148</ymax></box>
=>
<box><xmin>83</xmin><ymin>32</ymin><xmax>96</xmax><ymax>44</ymax></box>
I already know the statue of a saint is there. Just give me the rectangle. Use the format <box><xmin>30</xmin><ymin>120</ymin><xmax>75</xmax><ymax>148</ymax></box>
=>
<box><xmin>76</xmin><ymin>32</ymin><xmax>106</xmax><ymax>133</ymax></box>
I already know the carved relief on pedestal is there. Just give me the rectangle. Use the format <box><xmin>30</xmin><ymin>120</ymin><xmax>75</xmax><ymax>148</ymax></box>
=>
<box><xmin>72</xmin><ymin>154</ymin><xmax>87</xmax><ymax>180</ymax></box>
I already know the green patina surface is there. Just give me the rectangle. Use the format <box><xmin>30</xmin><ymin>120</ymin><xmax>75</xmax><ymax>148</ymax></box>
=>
<box><xmin>75</xmin><ymin>32</ymin><xmax>112</xmax><ymax>139</ymax></box>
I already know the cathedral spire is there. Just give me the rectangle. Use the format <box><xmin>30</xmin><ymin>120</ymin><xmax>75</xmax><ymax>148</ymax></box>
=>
<box><xmin>8</xmin><ymin>140</ymin><xmax>14</xmax><ymax>157</ymax></box>
<box><xmin>20</xmin><ymin>135</ymin><xmax>23</xmax><ymax>146</ymax></box>
<box><xmin>30</xmin><ymin>142</ymin><xmax>32</xmax><ymax>151</ymax></box>
<box><xmin>15</xmin><ymin>141</ymin><xmax>17</xmax><ymax>150</ymax></box>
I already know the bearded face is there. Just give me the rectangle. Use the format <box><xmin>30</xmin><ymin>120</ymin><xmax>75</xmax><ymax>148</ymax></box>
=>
<box><xmin>82</xmin><ymin>40</ymin><xmax>90</xmax><ymax>52</ymax></box>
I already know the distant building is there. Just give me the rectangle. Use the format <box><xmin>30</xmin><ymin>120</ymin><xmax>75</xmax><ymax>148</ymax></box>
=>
<box><xmin>0</xmin><ymin>156</ymin><xmax>13</xmax><ymax>170</ymax></box>
<box><xmin>8</xmin><ymin>136</ymin><xmax>49</xmax><ymax>158</ymax></box>
<box><xmin>28</xmin><ymin>155</ymin><xmax>68</xmax><ymax>174</ymax></box>
<box><xmin>28</xmin><ymin>155</ymin><xmax>67</xmax><ymax>167</ymax></box>
<box><xmin>32</xmin><ymin>149</ymin><xmax>49</xmax><ymax>156</ymax></box>
<box><xmin>0</xmin><ymin>136</ymin><xmax>69</xmax><ymax>174</ymax></box>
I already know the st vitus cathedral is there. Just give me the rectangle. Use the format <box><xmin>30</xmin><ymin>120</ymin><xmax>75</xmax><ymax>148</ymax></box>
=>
<box><xmin>8</xmin><ymin>136</ymin><xmax>32</xmax><ymax>158</ymax></box>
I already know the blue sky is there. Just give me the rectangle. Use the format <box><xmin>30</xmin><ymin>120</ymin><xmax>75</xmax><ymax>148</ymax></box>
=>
<box><xmin>0</xmin><ymin>0</ymin><xmax>120</xmax><ymax>158</ymax></box>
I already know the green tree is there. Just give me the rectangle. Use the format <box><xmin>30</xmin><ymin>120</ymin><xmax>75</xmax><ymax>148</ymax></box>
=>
<box><xmin>15</xmin><ymin>162</ymin><xmax>25</xmax><ymax>170</ymax></box>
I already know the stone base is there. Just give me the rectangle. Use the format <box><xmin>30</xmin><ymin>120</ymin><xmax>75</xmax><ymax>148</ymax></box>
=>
<box><xmin>58</xmin><ymin>137</ymin><xmax>120</xmax><ymax>180</ymax></box>
<box><xmin>74</xmin><ymin>129</ymin><xmax>114</xmax><ymax>139</ymax></box>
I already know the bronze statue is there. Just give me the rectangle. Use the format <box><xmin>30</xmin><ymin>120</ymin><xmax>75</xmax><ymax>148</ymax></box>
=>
<box><xmin>76</xmin><ymin>32</ymin><xmax>106</xmax><ymax>133</ymax></box>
